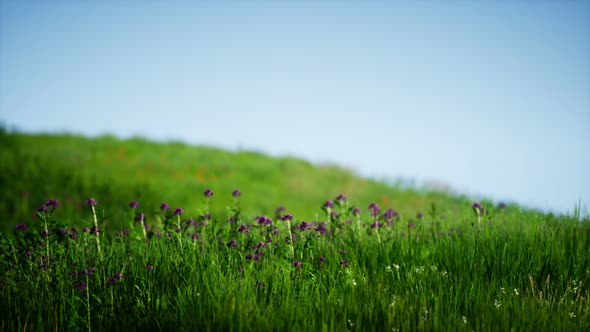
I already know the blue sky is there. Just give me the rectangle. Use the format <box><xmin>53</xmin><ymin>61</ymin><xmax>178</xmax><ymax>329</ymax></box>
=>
<box><xmin>1</xmin><ymin>1</ymin><xmax>589</xmax><ymax>214</ymax></box>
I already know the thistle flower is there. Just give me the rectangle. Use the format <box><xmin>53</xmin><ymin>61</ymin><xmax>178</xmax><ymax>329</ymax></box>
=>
<box><xmin>299</xmin><ymin>221</ymin><xmax>311</xmax><ymax>231</ymax></box>
<box><xmin>351</xmin><ymin>207</ymin><xmax>361</xmax><ymax>216</ymax></box>
<box><xmin>314</xmin><ymin>223</ymin><xmax>327</xmax><ymax>234</ymax></box>
<box><xmin>238</xmin><ymin>224</ymin><xmax>249</xmax><ymax>233</ymax></box>
<box><xmin>46</xmin><ymin>199</ymin><xmax>59</xmax><ymax>208</ymax></box>
<box><xmin>135</xmin><ymin>213</ymin><xmax>146</xmax><ymax>222</ymax></box>
<box><xmin>472</xmin><ymin>202</ymin><xmax>484</xmax><ymax>214</ymax></box>
<box><xmin>383</xmin><ymin>208</ymin><xmax>399</xmax><ymax>220</ymax></box>
<box><xmin>232</xmin><ymin>189</ymin><xmax>242</xmax><ymax>197</ymax></box>
<box><xmin>227</xmin><ymin>239</ymin><xmax>237</xmax><ymax>248</ymax></box>
<box><xmin>323</xmin><ymin>200</ymin><xmax>334</xmax><ymax>209</ymax></box>
<box><xmin>160</xmin><ymin>202</ymin><xmax>170</xmax><ymax>211</ymax></box>
<box><xmin>368</xmin><ymin>203</ymin><xmax>380</xmax><ymax>216</ymax></box>
<box><xmin>173</xmin><ymin>208</ymin><xmax>184</xmax><ymax>216</ymax></box>
<box><xmin>204</xmin><ymin>188</ymin><xmax>214</xmax><ymax>197</ymax></box>
<box><xmin>340</xmin><ymin>259</ymin><xmax>350</xmax><ymax>267</ymax></box>
<box><xmin>280</xmin><ymin>214</ymin><xmax>293</xmax><ymax>221</ymax></box>
<box><xmin>257</xmin><ymin>216</ymin><xmax>272</xmax><ymax>225</ymax></box>
<box><xmin>335</xmin><ymin>194</ymin><xmax>347</xmax><ymax>202</ymax></box>
<box><xmin>74</xmin><ymin>281</ymin><xmax>87</xmax><ymax>291</ymax></box>
<box><xmin>16</xmin><ymin>224</ymin><xmax>28</xmax><ymax>232</ymax></box>
<box><xmin>408</xmin><ymin>221</ymin><xmax>416</xmax><ymax>228</ymax></box>
<box><xmin>292</xmin><ymin>261</ymin><xmax>303</xmax><ymax>268</ymax></box>
<box><xmin>37</xmin><ymin>205</ymin><xmax>49</xmax><ymax>213</ymax></box>
<box><xmin>256</xmin><ymin>241</ymin><xmax>266</xmax><ymax>248</ymax></box>
<box><xmin>191</xmin><ymin>232</ymin><xmax>199</xmax><ymax>240</ymax></box>
<box><xmin>129</xmin><ymin>200</ymin><xmax>139</xmax><ymax>209</ymax></box>
<box><xmin>145</xmin><ymin>263</ymin><xmax>154</xmax><ymax>271</ymax></box>
<box><xmin>86</xmin><ymin>198</ymin><xmax>97</xmax><ymax>206</ymax></box>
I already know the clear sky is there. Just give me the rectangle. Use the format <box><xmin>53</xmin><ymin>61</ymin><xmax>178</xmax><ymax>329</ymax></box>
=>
<box><xmin>1</xmin><ymin>1</ymin><xmax>589</xmax><ymax>214</ymax></box>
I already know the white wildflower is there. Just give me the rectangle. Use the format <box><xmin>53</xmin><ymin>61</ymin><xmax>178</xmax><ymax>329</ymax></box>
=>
<box><xmin>494</xmin><ymin>299</ymin><xmax>501</xmax><ymax>308</ymax></box>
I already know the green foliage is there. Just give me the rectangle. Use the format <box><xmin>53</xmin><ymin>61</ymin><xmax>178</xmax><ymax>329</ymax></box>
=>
<box><xmin>0</xmin><ymin>131</ymin><xmax>455</xmax><ymax>233</ymax></box>
<box><xmin>1</xmin><ymin>131</ymin><xmax>588</xmax><ymax>331</ymax></box>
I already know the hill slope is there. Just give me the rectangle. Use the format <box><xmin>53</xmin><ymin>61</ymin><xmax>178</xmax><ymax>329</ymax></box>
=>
<box><xmin>1</xmin><ymin>129</ymin><xmax>479</xmax><ymax>231</ymax></box>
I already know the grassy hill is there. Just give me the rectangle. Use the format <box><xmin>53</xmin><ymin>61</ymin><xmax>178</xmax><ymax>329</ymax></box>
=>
<box><xmin>1</xmin><ymin>128</ymin><xmax>589</xmax><ymax>331</ymax></box>
<box><xmin>0</xmin><ymin>129</ymin><xmax>474</xmax><ymax>232</ymax></box>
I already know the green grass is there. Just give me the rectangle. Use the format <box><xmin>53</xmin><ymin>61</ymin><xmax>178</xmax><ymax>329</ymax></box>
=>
<box><xmin>0</xmin><ymin>130</ymin><xmax>588</xmax><ymax>331</ymax></box>
<box><xmin>0</xmin><ymin>129</ymin><xmax>461</xmax><ymax>233</ymax></box>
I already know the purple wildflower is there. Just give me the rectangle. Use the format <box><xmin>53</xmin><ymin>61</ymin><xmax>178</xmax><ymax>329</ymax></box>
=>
<box><xmin>191</xmin><ymin>232</ymin><xmax>200</xmax><ymax>240</ymax></box>
<box><xmin>257</xmin><ymin>216</ymin><xmax>272</xmax><ymax>225</ymax></box>
<box><xmin>114</xmin><ymin>272</ymin><xmax>124</xmax><ymax>280</ymax></box>
<box><xmin>370</xmin><ymin>221</ymin><xmax>382</xmax><ymax>229</ymax></box>
<box><xmin>472</xmin><ymin>202</ymin><xmax>483</xmax><ymax>214</ymax></box>
<box><xmin>238</xmin><ymin>224</ymin><xmax>249</xmax><ymax>233</ymax></box>
<box><xmin>135</xmin><ymin>213</ymin><xmax>145</xmax><ymax>222</ymax></box>
<box><xmin>68</xmin><ymin>270</ymin><xmax>78</xmax><ymax>277</ymax></box>
<box><xmin>129</xmin><ymin>200</ymin><xmax>139</xmax><ymax>209</ymax></box>
<box><xmin>82</xmin><ymin>227</ymin><xmax>90</xmax><ymax>233</ymax></box>
<box><xmin>256</xmin><ymin>241</ymin><xmax>266</xmax><ymax>249</ymax></box>
<box><xmin>173</xmin><ymin>208</ymin><xmax>184</xmax><ymax>216</ymax></box>
<box><xmin>275</xmin><ymin>206</ymin><xmax>286</xmax><ymax>214</ymax></box>
<box><xmin>40</xmin><ymin>230</ymin><xmax>50</xmax><ymax>237</ymax></box>
<box><xmin>59</xmin><ymin>228</ymin><xmax>68</xmax><ymax>235</ymax></box>
<box><xmin>107</xmin><ymin>277</ymin><xmax>118</xmax><ymax>285</ymax></box>
<box><xmin>74</xmin><ymin>281</ymin><xmax>87</xmax><ymax>291</ymax></box>
<box><xmin>318</xmin><ymin>257</ymin><xmax>326</xmax><ymax>262</ymax></box>
<box><xmin>185</xmin><ymin>218</ymin><xmax>197</xmax><ymax>227</ymax></box>
<box><xmin>86</xmin><ymin>198</ymin><xmax>97</xmax><ymax>206</ymax></box>
<box><xmin>227</xmin><ymin>239</ymin><xmax>237</xmax><ymax>248</ymax></box>
<box><xmin>368</xmin><ymin>203</ymin><xmax>380</xmax><ymax>216</ymax></box>
<box><xmin>299</xmin><ymin>221</ymin><xmax>311</xmax><ymax>231</ymax></box>
<box><xmin>280</xmin><ymin>214</ymin><xmax>293</xmax><ymax>221</ymax></box>
<box><xmin>383</xmin><ymin>208</ymin><xmax>399</xmax><ymax>220</ymax></box>
<box><xmin>90</xmin><ymin>226</ymin><xmax>100</xmax><ymax>234</ymax></box>
<box><xmin>16</xmin><ymin>224</ymin><xmax>28</xmax><ymax>232</ymax></box>
<box><xmin>340</xmin><ymin>259</ymin><xmax>350</xmax><ymax>267</ymax></box>
<box><xmin>245</xmin><ymin>253</ymin><xmax>253</xmax><ymax>260</ymax></box>
<box><xmin>335</xmin><ymin>194</ymin><xmax>347</xmax><ymax>202</ymax></box>
<box><xmin>160</xmin><ymin>202</ymin><xmax>170</xmax><ymax>211</ymax></box>
<box><xmin>204</xmin><ymin>188</ymin><xmax>214</xmax><ymax>197</ymax></box>
<box><xmin>253</xmin><ymin>255</ymin><xmax>261</xmax><ymax>261</ymax></box>
<box><xmin>37</xmin><ymin>205</ymin><xmax>49</xmax><ymax>213</ymax></box>
<box><xmin>352</xmin><ymin>207</ymin><xmax>361</xmax><ymax>216</ymax></box>
<box><xmin>408</xmin><ymin>221</ymin><xmax>416</xmax><ymax>228</ymax></box>
<box><xmin>232</xmin><ymin>189</ymin><xmax>242</xmax><ymax>197</ymax></box>
<box><xmin>323</xmin><ymin>200</ymin><xmax>334</xmax><ymax>209</ymax></box>
<box><xmin>314</xmin><ymin>222</ymin><xmax>327</xmax><ymax>234</ymax></box>
<box><xmin>292</xmin><ymin>261</ymin><xmax>303</xmax><ymax>268</ymax></box>
<box><xmin>146</xmin><ymin>263</ymin><xmax>154</xmax><ymax>271</ymax></box>
<box><xmin>120</xmin><ymin>228</ymin><xmax>131</xmax><ymax>236</ymax></box>
<box><xmin>46</xmin><ymin>199</ymin><xmax>59</xmax><ymax>208</ymax></box>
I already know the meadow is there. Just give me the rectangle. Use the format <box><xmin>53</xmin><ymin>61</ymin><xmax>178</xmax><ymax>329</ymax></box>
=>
<box><xmin>0</xmin><ymin>130</ymin><xmax>589</xmax><ymax>331</ymax></box>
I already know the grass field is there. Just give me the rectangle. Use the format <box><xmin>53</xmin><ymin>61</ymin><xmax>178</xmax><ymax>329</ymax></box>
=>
<box><xmin>1</xmin><ymin>130</ymin><xmax>589</xmax><ymax>331</ymax></box>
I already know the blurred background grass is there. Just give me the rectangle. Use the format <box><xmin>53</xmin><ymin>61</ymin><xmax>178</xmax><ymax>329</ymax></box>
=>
<box><xmin>1</xmin><ymin>128</ymin><xmax>473</xmax><ymax>232</ymax></box>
